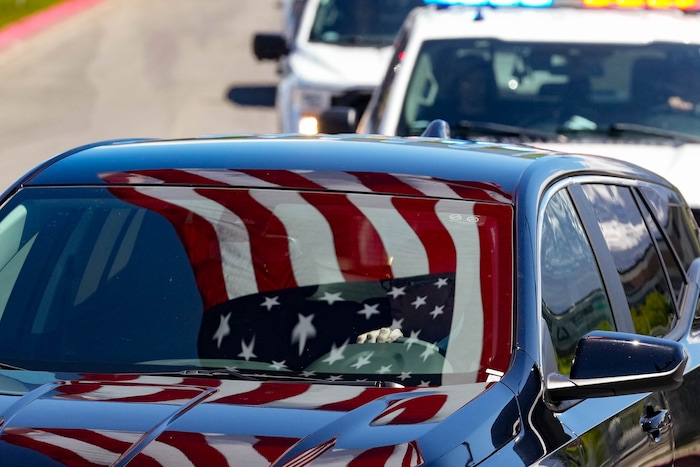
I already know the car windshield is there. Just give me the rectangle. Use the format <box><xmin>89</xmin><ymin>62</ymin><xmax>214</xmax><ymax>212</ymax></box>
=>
<box><xmin>399</xmin><ymin>39</ymin><xmax>700</xmax><ymax>142</ymax></box>
<box><xmin>0</xmin><ymin>172</ymin><xmax>513</xmax><ymax>387</ymax></box>
<box><xmin>309</xmin><ymin>0</ymin><xmax>423</xmax><ymax>47</ymax></box>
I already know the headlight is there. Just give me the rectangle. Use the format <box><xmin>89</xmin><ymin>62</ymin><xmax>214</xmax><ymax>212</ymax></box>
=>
<box><xmin>292</xmin><ymin>89</ymin><xmax>333</xmax><ymax>111</ymax></box>
<box><xmin>292</xmin><ymin>89</ymin><xmax>333</xmax><ymax>134</ymax></box>
<box><xmin>298</xmin><ymin>116</ymin><xmax>319</xmax><ymax>135</ymax></box>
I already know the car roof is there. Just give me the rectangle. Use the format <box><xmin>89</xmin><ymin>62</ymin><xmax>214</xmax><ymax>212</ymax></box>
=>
<box><xmin>18</xmin><ymin>133</ymin><xmax>669</xmax><ymax>203</ymax></box>
<box><xmin>404</xmin><ymin>5</ymin><xmax>700</xmax><ymax>44</ymax></box>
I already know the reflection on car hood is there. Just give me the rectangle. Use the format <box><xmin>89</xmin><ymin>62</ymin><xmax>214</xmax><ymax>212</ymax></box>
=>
<box><xmin>0</xmin><ymin>371</ymin><xmax>492</xmax><ymax>466</ymax></box>
<box><xmin>288</xmin><ymin>43</ymin><xmax>393</xmax><ymax>88</ymax></box>
<box><xmin>536</xmin><ymin>141</ymin><xmax>700</xmax><ymax>210</ymax></box>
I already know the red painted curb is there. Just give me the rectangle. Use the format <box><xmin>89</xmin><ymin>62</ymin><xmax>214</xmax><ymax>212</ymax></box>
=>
<box><xmin>0</xmin><ymin>0</ymin><xmax>105</xmax><ymax>50</ymax></box>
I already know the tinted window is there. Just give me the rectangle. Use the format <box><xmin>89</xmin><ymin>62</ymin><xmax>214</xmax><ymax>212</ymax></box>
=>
<box><xmin>541</xmin><ymin>190</ymin><xmax>614</xmax><ymax>375</ymax></box>
<box><xmin>398</xmin><ymin>39</ymin><xmax>700</xmax><ymax>139</ymax></box>
<box><xmin>308</xmin><ymin>0</ymin><xmax>422</xmax><ymax>47</ymax></box>
<box><xmin>640</xmin><ymin>184</ymin><xmax>700</xmax><ymax>276</ymax></box>
<box><xmin>582</xmin><ymin>184</ymin><xmax>675</xmax><ymax>337</ymax></box>
<box><xmin>636</xmin><ymin>188</ymin><xmax>685</xmax><ymax>301</ymax></box>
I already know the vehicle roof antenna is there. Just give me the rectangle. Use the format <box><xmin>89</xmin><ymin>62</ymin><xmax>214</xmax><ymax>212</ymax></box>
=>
<box><xmin>421</xmin><ymin>119</ymin><xmax>451</xmax><ymax>139</ymax></box>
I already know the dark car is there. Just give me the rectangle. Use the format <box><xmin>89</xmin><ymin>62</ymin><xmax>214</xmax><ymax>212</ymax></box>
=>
<box><xmin>0</xmin><ymin>124</ymin><xmax>699</xmax><ymax>465</ymax></box>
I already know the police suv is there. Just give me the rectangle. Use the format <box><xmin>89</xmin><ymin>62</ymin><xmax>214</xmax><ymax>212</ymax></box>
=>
<box><xmin>325</xmin><ymin>0</ymin><xmax>700</xmax><ymax>221</ymax></box>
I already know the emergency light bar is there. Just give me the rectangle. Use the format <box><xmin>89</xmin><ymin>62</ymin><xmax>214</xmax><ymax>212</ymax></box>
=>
<box><xmin>424</xmin><ymin>0</ymin><xmax>698</xmax><ymax>7</ymax></box>
<box><xmin>583</xmin><ymin>0</ymin><xmax>697</xmax><ymax>7</ymax></box>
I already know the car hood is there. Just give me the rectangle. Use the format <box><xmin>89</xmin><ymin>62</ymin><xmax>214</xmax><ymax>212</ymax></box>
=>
<box><xmin>0</xmin><ymin>371</ymin><xmax>504</xmax><ymax>466</ymax></box>
<box><xmin>288</xmin><ymin>42</ymin><xmax>392</xmax><ymax>88</ymax></box>
<box><xmin>535</xmin><ymin>141</ymin><xmax>700</xmax><ymax>209</ymax></box>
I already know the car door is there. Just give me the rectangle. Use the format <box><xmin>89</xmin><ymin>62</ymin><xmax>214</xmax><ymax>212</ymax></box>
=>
<box><xmin>537</xmin><ymin>180</ymin><xmax>677</xmax><ymax>466</ymax></box>
<box><xmin>631</xmin><ymin>183</ymin><xmax>700</xmax><ymax>466</ymax></box>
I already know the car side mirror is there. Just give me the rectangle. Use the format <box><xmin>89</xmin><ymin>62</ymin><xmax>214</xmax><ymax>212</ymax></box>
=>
<box><xmin>252</xmin><ymin>33</ymin><xmax>289</xmax><ymax>61</ymax></box>
<box><xmin>318</xmin><ymin>106</ymin><xmax>358</xmax><ymax>134</ymax></box>
<box><xmin>545</xmin><ymin>330</ymin><xmax>686</xmax><ymax>404</ymax></box>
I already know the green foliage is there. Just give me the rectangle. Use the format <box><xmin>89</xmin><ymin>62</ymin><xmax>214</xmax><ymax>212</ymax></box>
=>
<box><xmin>631</xmin><ymin>290</ymin><xmax>673</xmax><ymax>336</ymax></box>
<box><xmin>0</xmin><ymin>0</ymin><xmax>65</xmax><ymax>30</ymax></box>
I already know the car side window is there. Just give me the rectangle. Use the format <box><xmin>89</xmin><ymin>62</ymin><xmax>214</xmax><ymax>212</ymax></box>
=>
<box><xmin>636</xmin><ymin>189</ymin><xmax>685</xmax><ymax>302</ymax></box>
<box><xmin>640</xmin><ymin>184</ymin><xmax>700</xmax><ymax>280</ymax></box>
<box><xmin>541</xmin><ymin>189</ymin><xmax>615</xmax><ymax>375</ymax></box>
<box><xmin>582</xmin><ymin>184</ymin><xmax>675</xmax><ymax>337</ymax></box>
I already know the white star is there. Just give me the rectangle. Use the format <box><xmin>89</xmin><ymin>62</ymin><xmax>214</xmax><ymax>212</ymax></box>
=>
<box><xmin>398</xmin><ymin>372</ymin><xmax>412</xmax><ymax>381</ymax></box>
<box><xmin>320</xmin><ymin>291</ymin><xmax>344</xmax><ymax>305</ymax></box>
<box><xmin>269</xmin><ymin>360</ymin><xmax>287</xmax><ymax>371</ymax></box>
<box><xmin>377</xmin><ymin>364</ymin><xmax>392</xmax><ymax>374</ymax></box>
<box><xmin>327</xmin><ymin>375</ymin><xmax>344</xmax><ymax>381</ymax></box>
<box><xmin>420</xmin><ymin>342</ymin><xmax>439</xmax><ymax>361</ymax></box>
<box><xmin>418</xmin><ymin>380</ymin><xmax>432</xmax><ymax>387</ymax></box>
<box><xmin>411</xmin><ymin>296</ymin><xmax>427</xmax><ymax>309</ymax></box>
<box><xmin>387</xmin><ymin>286</ymin><xmax>406</xmax><ymax>298</ymax></box>
<box><xmin>404</xmin><ymin>329</ymin><xmax>422</xmax><ymax>350</ymax></box>
<box><xmin>238</xmin><ymin>336</ymin><xmax>257</xmax><ymax>360</ymax></box>
<box><xmin>291</xmin><ymin>314</ymin><xmax>317</xmax><ymax>356</ymax></box>
<box><xmin>261</xmin><ymin>296</ymin><xmax>280</xmax><ymax>311</ymax></box>
<box><xmin>434</xmin><ymin>277</ymin><xmax>449</xmax><ymax>288</ymax></box>
<box><xmin>212</xmin><ymin>312</ymin><xmax>231</xmax><ymax>349</ymax></box>
<box><xmin>322</xmin><ymin>339</ymin><xmax>349</xmax><ymax>365</ymax></box>
<box><xmin>391</xmin><ymin>318</ymin><xmax>404</xmax><ymax>330</ymax></box>
<box><xmin>357</xmin><ymin>303</ymin><xmax>380</xmax><ymax>319</ymax></box>
<box><xmin>350</xmin><ymin>352</ymin><xmax>374</xmax><ymax>369</ymax></box>
<box><xmin>429</xmin><ymin>305</ymin><xmax>445</xmax><ymax>319</ymax></box>
<box><xmin>301</xmin><ymin>370</ymin><xmax>316</xmax><ymax>377</ymax></box>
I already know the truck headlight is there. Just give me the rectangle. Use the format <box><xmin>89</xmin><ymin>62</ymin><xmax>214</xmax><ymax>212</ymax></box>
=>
<box><xmin>292</xmin><ymin>89</ymin><xmax>332</xmax><ymax>110</ymax></box>
<box><xmin>292</xmin><ymin>89</ymin><xmax>333</xmax><ymax>134</ymax></box>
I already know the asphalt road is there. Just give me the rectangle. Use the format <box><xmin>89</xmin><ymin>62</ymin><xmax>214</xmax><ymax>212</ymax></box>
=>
<box><xmin>0</xmin><ymin>0</ymin><xmax>282</xmax><ymax>190</ymax></box>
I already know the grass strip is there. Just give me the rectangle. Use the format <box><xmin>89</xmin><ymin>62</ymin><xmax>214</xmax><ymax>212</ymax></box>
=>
<box><xmin>0</xmin><ymin>0</ymin><xmax>66</xmax><ymax>29</ymax></box>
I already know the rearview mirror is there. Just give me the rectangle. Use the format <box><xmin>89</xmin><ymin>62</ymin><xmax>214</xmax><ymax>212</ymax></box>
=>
<box><xmin>252</xmin><ymin>33</ymin><xmax>289</xmax><ymax>61</ymax></box>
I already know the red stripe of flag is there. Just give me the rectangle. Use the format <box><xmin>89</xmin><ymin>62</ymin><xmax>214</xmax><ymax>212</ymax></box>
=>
<box><xmin>348</xmin><ymin>172</ymin><xmax>425</xmax><ymax>197</ymax></box>
<box><xmin>2</xmin><ymin>427</ymin><xmax>155</xmax><ymax>467</ymax></box>
<box><xmin>238</xmin><ymin>169</ymin><xmax>326</xmax><ymax>191</ymax></box>
<box><xmin>200</xmin><ymin>189</ymin><xmax>297</xmax><ymax>293</ymax></box>
<box><xmin>300</xmin><ymin>192</ymin><xmax>392</xmax><ymax>281</ymax></box>
<box><xmin>391</xmin><ymin>197</ymin><xmax>457</xmax><ymax>274</ymax></box>
<box><xmin>214</xmin><ymin>382</ymin><xmax>310</xmax><ymax>406</ymax></box>
<box><xmin>476</xmin><ymin>203</ymin><xmax>513</xmax><ymax>381</ymax></box>
<box><xmin>317</xmin><ymin>387</ymin><xmax>412</xmax><ymax>412</ymax></box>
<box><xmin>371</xmin><ymin>394</ymin><xmax>448</xmax><ymax>426</ymax></box>
<box><xmin>155</xmin><ymin>431</ymin><xmax>229</xmax><ymax>466</ymax></box>
<box><xmin>108</xmin><ymin>187</ymin><xmax>228</xmax><ymax>310</ymax></box>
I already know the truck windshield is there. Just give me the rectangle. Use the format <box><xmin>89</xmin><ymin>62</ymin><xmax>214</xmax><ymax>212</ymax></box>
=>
<box><xmin>399</xmin><ymin>39</ymin><xmax>700</xmax><ymax>141</ymax></box>
<box><xmin>309</xmin><ymin>0</ymin><xmax>423</xmax><ymax>47</ymax></box>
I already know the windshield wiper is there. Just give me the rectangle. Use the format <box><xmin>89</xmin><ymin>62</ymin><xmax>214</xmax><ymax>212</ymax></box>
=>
<box><xmin>145</xmin><ymin>368</ymin><xmax>260</xmax><ymax>381</ymax></box>
<box><xmin>334</xmin><ymin>36</ymin><xmax>389</xmax><ymax>47</ymax></box>
<box><xmin>453</xmin><ymin>120</ymin><xmax>565</xmax><ymax>142</ymax></box>
<box><xmin>608</xmin><ymin>123</ymin><xmax>700</xmax><ymax>145</ymax></box>
<box><xmin>0</xmin><ymin>362</ymin><xmax>26</xmax><ymax>370</ymax></box>
<box><xmin>258</xmin><ymin>373</ymin><xmax>405</xmax><ymax>387</ymax></box>
<box><xmin>150</xmin><ymin>369</ymin><xmax>404</xmax><ymax>387</ymax></box>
